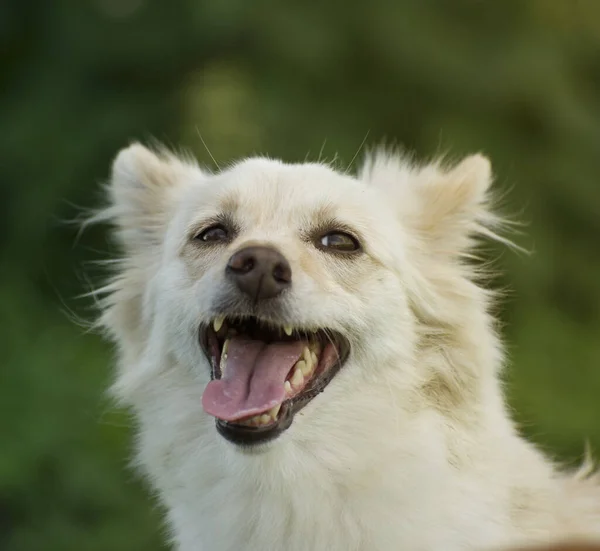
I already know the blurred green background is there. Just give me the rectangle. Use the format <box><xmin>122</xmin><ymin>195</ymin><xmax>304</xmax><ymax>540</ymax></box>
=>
<box><xmin>2</xmin><ymin>1</ymin><xmax>600</xmax><ymax>549</ymax></box>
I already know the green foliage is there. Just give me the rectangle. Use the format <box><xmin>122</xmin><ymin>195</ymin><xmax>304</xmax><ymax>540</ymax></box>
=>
<box><xmin>1</xmin><ymin>1</ymin><xmax>599</xmax><ymax>549</ymax></box>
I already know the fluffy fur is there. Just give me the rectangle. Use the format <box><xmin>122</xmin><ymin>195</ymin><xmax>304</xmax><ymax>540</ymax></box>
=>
<box><xmin>91</xmin><ymin>143</ymin><xmax>600</xmax><ymax>551</ymax></box>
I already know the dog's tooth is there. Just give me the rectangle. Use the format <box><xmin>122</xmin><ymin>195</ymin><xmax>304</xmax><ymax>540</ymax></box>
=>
<box><xmin>250</xmin><ymin>416</ymin><xmax>261</xmax><ymax>426</ymax></box>
<box><xmin>284</xmin><ymin>380</ymin><xmax>293</xmax><ymax>395</ymax></box>
<box><xmin>295</xmin><ymin>360</ymin><xmax>310</xmax><ymax>377</ymax></box>
<box><xmin>303</xmin><ymin>346</ymin><xmax>311</xmax><ymax>364</ymax></box>
<box><xmin>269</xmin><ymin>404</ymin><xmax>281</xmax><ymax>419</ymax></box>
<box><xmin>284</xmin><ymin>325</ymin><xmax>293</xmax><ymax>337</ymax></box>
<box><xmin>219</xmin><ymin>341</ymin><xmax>228</xmax><ymax>374</ymax></box>
<box><xmin>311</xmin><ymin>351</ymin><xmax>318</xmax><ymax>366</ymax></box>
<box><xmin>213</xmin><ymin>316</ymin><xmax>225</xmax><ymax>333</ymax></box>
<box><xmin>260</xmin><ymin>414</ymin><xmax>271</xmax><ymax>425</ymax></box>
<box><xmin>291</xmin><ymin>367</ymin><xmax>304</xmax><ymax>389</ymax></box>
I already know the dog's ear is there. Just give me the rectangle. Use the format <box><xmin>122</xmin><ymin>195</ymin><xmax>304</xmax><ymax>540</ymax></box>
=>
<box><xmin>104</xmin><ymin>143</ymin><xmax>200</xmax><ymax>253</ymax></box>
<box><xmin>361</xmin><ymin>151</ymin><xmax>497</xmax><ymax>258</ymax></box>
<box><xmin>410</xmin><ymin>154</ymin><xmax>494</xmax><ymax>257</ymax></box>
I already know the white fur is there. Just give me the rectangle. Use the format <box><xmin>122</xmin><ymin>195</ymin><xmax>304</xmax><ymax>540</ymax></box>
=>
<box><xmin>92</xmin><ymin>144</ymin><xmax>600</xmax><ymax>551</ymax></box>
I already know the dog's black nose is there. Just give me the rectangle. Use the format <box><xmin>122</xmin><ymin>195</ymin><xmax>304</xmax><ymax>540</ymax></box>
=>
<box><xmin>226</xmin><ymin>246</ymin><xmax>292</xmax><ymax>301</ymax></box>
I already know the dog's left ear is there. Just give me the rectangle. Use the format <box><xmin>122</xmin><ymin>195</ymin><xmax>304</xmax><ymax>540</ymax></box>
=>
<box><xmin>361</xmin><ymin>151</ymin><xmax>496</xmax><ymax>257</ymax></box>
<box><xmin>411</xmin><ymin>154</ymin><xmax>494</xmax><ymax>256</ymax></box>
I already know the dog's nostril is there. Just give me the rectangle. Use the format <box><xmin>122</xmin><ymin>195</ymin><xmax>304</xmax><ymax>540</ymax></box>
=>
<box><xmin>240</xmin><ymin>258</ymin><xmax>255</xmax><ymax>274</ymax></box>
<box><xmin>228</xmin><ymin>254</ymin><xmax>255</xmax><ymax>274</ymax></box>
<box><xmin>272</xmin><ymin>262</ymin><xmax>291</xmax><ymax>284</ymax></box>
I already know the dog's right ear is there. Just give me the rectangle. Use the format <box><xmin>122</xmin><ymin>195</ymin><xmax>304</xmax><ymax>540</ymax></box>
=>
<box><xmin>105</xmin><ymin>143</ymin><xmax>199</xmax><ymax>253</ymax></box>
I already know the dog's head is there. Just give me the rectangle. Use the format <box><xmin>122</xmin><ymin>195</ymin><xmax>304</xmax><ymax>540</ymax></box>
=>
<box><xmin>97</xmin><ymin>144</ymin><xmax>503</xmax><ymax>452</ymax></box>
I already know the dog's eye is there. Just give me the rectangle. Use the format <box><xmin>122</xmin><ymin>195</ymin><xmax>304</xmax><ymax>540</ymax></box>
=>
<box><xmin>319</xmin><ymin>232</ymin><xmax>360</xmax><ymax>253</ymax></box>
<box><xmin>196</xmin><ymin>224</ymin><xmax>229</xmax><ymax>243</ymax></box>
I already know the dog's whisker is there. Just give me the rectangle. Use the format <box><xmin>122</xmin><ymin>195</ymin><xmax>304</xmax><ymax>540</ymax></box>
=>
<box><xmin>345</xmin><ymin>129</ymin><xmax>371</xmax><ymax>174</ymax></box>
<box><xmin>317</xmin><ymin>138</ymin><xmax>327</xmax><ymax>163</ymax></box>
<box><xmin>195</xmin><ymin>127</ymin><xmax>220</xmax><ymax>170</ymax></box>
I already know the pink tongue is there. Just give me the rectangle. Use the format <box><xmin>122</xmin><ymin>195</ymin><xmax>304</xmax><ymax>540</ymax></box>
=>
<box><xmin>202</xmin><ymin>337</ymin><xmax>305</xmax><ymax>421</ymax></box>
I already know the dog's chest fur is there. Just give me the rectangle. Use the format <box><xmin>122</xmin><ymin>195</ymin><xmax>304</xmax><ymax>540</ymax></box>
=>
<box><xmin>144</xmin><ymin>423</ymin><xmax>516</xmax><ymax>551</ymax></box>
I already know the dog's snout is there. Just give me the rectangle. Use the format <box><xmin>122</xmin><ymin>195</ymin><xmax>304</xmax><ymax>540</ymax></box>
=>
<box><xmin>226</xmin><ymin>246</ymin><xmax>292</xmax><ymax>301</ymax></box>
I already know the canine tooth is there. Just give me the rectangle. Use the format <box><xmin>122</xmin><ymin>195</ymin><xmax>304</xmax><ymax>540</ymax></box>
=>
<box><xmin>311</xmin><ymin>351</ymin><xmax>318</xmax><ymax>366</ymax></box>
<box><xmin>213</xmin><ymin>316</ymin><xmax>225</xmax><ymax>332</ymax></box>
<box><xmin>303</xmin><ymin>346</ymin><xmax>311</xmax><ymax>364</ymax></box>
<box><xmin>291</xmin><ymin>367</ymin><xmax>304</xmax><ymax>388</ymax></box>
<box><xmin>260</xmin><ymin>414</ymin><xmax>271</xmax><ymax>425</ymax></box>
<box><xmin>269</xmin><ymin>404</ymin><xmax>281</xmax><ymax>418</ymax></box>
<box><xmin>284</xmin><ymin>381</ymin><xmax>293</xmax><ymax>395</ymax></box>
<box><xmin>222</xmin><ymin>339</ymin><xmax>229</xmax><ymax>356</ymax></box>
<box><xmin>283</xmin><ymin>325</ymin><xmax>293</xmax><ymax>336</ymax></box>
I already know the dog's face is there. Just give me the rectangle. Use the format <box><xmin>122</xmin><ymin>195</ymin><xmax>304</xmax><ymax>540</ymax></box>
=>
<box><xmin>101</xmin><ymin>144</ymin><xmax>497</xmax><ymax>451</ymax></box>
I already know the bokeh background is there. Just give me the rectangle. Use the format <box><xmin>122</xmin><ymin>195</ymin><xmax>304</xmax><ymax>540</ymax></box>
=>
<box><xmin>2</xmin><ymin>1</ymin><xmax>600</xmax><ymax>550</ymax></box>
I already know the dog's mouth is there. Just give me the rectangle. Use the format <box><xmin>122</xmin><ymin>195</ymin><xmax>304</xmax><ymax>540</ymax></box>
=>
<box><xmin>200</xmin><ymin>316</ymin><xmax>350</xmax><ymax>446</ymax></box>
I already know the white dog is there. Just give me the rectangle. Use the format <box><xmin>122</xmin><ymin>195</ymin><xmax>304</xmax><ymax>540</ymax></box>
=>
<box><xmin>92</xmin><ymin>143</ymin><xmax>600</xmax><ymax>551</ymax></box>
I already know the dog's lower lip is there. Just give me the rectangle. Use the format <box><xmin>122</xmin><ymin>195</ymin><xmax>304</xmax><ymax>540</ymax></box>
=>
<box><xmin>199</xmin><ymin>316</ymin><xmax>350</xmax><ymax>446</ymax></box>
<box><xmin>215</xmin><ymin>404</ymin><xmax>294</xmax><ymax>446</ymax></box>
